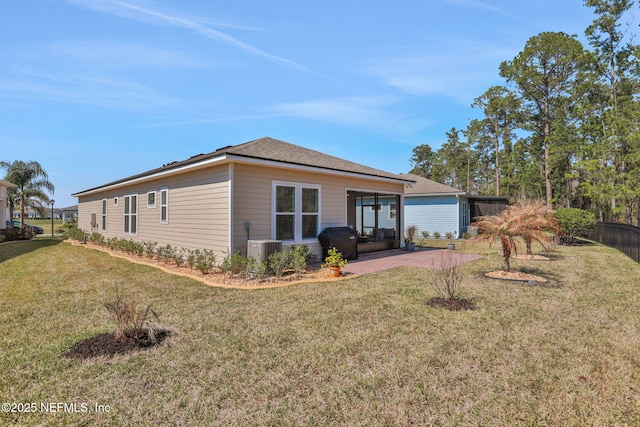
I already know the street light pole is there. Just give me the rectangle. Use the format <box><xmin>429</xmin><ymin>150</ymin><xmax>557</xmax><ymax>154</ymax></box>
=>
<box><xmin>50</xmin><ymin>199</ymin><xmax>55</xmax><ymax>238</ymax></box>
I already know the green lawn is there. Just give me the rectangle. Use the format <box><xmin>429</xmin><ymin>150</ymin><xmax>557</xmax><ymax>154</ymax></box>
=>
<box><xmin>25</xmin><ymin>218</ymin><xmax>65</xmax><ymax>237</ymax></box>
<box><xmin>1</xmin><ymin>239</ymin><xmax>639</xmax><ymax>425</ymax></box>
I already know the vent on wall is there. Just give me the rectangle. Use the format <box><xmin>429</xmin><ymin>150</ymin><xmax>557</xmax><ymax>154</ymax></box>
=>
<box><xmin>247</xmin><ymin>240</ymin><xmax>282</xmax><ymax>264</ymax></box>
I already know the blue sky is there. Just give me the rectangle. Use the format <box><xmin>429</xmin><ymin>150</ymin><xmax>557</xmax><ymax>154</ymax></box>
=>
<box><xmin>1</xmin><ymin>0</ymin><xmax>601</xmax><ymax>208</ymax></box>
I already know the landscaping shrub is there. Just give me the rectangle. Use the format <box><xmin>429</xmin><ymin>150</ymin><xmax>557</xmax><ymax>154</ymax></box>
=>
<box><xmin>445</xmin><ymin>231</ymin><xmax>454</xmax><ymax>239</ymax></box>
<box><xmin>288</xmin><ymin>245</ymin><xmax>312</xmax><ymax>278</ymax></box>
<box><xmin>556</xmin><ymin>207</ymin><xmax>596</xmax><ymax>245</ymax></box>
<box><xmin>220</xmin><ymin>251</ymin><xmax>248</xmax><ymax>276</ymax></box>
<box><xmin>172</xmin><ymin>247</ymin><xmax>187</xmax><ymax>267</ymax></box>
<box><xmin>89</xmin><ymin>232</ymin><xmax>105</xmax><ymax>246</ymax></box>
<box><xmin>143</xmin><ymin>241</ymin><xmax>157</xmax><ymax>259</ymax></box>
<box><xmin>421</xmin><ymin>230</ymin><xmax>430</xmax><ymax>239</ymax></box>
<box><xmin>268</xmin><ymin>250</ymin><xmax>290</xmax><ymax>279</ymax></box>
<box><xmin>0</xmin><ymin>227</ymin><xmax>35</xmax><ymax>242</ymax></box>
<box><xmin>103</xmin><ymin>286</ymin><xmax>161</xmax><ymax>343</ymax></box>
<box><xmin>194</xmin><ymin>249</ymin><xmax>217</xmax><ymax>274</ymax></box>
<box><xmin>430</xmin><ymin>249</ymin><xmax>465</xmax><ymax>300</ymax></box>
<box><xmin>433</xmin><ymin>231</ymin><xmax>441</xmax><ymax>239</ymax></box>
<box><xmin>245</xmin><ymin>256</ymin><xmax>268</xmax><ymax>279</ymax></box>
<box><xmin>156</xmin><ymin>244</ymin><xmax>177</xmax><ymax>263</ymax></box>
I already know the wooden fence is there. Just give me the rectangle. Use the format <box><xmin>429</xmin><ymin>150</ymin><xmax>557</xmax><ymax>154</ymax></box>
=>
<box><xmin>590</xmin><ymin>222</ymin><xmax>640</xmax><ymax>263</ymax></box>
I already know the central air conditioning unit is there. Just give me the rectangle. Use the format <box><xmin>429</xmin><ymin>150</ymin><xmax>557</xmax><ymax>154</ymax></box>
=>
<box><xmin>247</xmin><ymin>240</ymin><xmax>282</xmax><ymax>264</ymax></box>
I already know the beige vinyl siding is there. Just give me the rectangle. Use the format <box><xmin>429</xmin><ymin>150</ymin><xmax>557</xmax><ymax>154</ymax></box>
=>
<box><xmin>77</xmin><ymin>164</ymin><xmax>231</xmax><ymax>258</ymax></box>
<box><xmin>232</xmin><ymin>163</ymin><xmax>404</xmax><ymax>258</ymax></box>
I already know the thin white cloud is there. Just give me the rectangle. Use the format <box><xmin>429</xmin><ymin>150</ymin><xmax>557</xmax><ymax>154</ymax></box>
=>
<box><xmin>438</xmin><ymin>0</ymin><xmax>508</xmax><ymax>15</ymax></box>
<box><xmin>48</xmin><ymin>40</ymin><xmax>211</xmax><ymax>69</ymax></box>
<box><xmin>0</xmin><ymin>67</ymin><xmax>177</xmax><ymax>112</ymax></box>
<box><xmin>0</xmin><ymin>38</ymin><xmax>204</xmax><ymax>112</ymax></box>
<box><xmin>365</xmin><ymin>41</ymin><xmax>513</xmax><ymax>104</ymax></box>
<box><xmin>269</xmin><ymin>96</ymin><xmax>432</xmax><ymax>137</ymax></box>
<box><xmin>66</xmin><ymin>0</ymin><xmax>311</xmax><ymax>72</ymax></box>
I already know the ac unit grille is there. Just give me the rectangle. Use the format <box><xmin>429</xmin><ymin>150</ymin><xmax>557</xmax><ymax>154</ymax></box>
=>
<box><xmin>247</xmin><ymin>240</ymin><xmax>282</xmax><ymax>264</ymax></box>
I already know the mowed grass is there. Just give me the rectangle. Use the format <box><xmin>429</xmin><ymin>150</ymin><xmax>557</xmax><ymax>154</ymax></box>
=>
<box><xmin>1</xmin><ymin>239</ymin><xmax>640</xmax><ymax>426</ymax></box>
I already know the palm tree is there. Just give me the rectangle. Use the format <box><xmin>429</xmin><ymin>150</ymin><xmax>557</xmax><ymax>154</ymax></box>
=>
<box><xmin>1</xmin><ymin>160</ymin><xmax>54</xmax><ymax>228</ymax></box>
<box><xmin>472</xmin><ymin>210</ymin><xmax>519</xmax><ymax>271</ymax></box>
<box><xmin>472</xmin><ymin>200</ymin><xmax>557</xmax><ymax>271</ymax></box>
<box><xmin>511</xmin><ymin>200</ymin><xmax>558</xmax><ymax>255</ymax></box>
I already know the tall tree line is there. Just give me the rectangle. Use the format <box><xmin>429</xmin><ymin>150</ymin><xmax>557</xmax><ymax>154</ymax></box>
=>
<box><xmin>410</xmin><ymin>0</ymin><xmax>640</xmax><ymax>224</ymax></box>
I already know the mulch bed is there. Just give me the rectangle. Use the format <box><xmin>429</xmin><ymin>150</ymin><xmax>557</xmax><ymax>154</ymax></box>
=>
<box><xmin>72</xmin><ymin>241</ymin><xmax>334</xmax><ymax>289</ymax></box>
<box><xmin>62</xmin><ymin>329</ymin><xmax>172</xmax><ymax>360</ymax></box>
<box><xmin>512</xmin><ymin>254</ymin><xmax>551</xmax><ymax>261</ymax></box>
<box><xmin>427</xmin><ymin>297</ymin><xmax>475</xmax><ymax>311</ymax></box>
<box><xmin>484</xmin><ymin>270</ymin><xmax>548</xmax><ymax>283</ymax></box>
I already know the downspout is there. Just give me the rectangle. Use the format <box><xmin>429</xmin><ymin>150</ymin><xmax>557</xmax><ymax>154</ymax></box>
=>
<box><xmin>228</xmin><ymin>163</ymin><xmax>234</xmax><ymax>255</ymax></box>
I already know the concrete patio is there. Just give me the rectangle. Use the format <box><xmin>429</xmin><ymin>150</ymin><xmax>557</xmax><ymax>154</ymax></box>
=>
<box><xmin>341</xmin><ymin>248</ymin><xmax>484</xmax><ymax>276</ymax></box>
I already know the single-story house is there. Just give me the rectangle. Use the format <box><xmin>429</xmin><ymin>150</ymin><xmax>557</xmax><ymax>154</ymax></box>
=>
<box><xmin>73</xmin><ymin>137</ymin><xmax>415</xmax><ymax>260</ymax></box>
<box><xmin>61</xmin><ymin>205</ymin><xmax>78</xmax><ymax>223</ymax></box>
<box><xmin>403</xmin><ymin>174</ymin><xmax>470</xmax><ymax>239</ymax></box>
<box><xmin>0</xmin><ymin>180</ymin><xmax>17</xmax><ymax>229</ymax></box>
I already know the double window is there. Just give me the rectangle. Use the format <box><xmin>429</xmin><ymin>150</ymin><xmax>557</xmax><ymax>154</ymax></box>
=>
<box><xmin>274</xmin><ymin>182</ymin><xmax>320</xmax><ymax>241</ymax></box>
<box><xmin>124</xmin><ymin>194</ymin><xmax>138</xmax><ymax>235</ymax></box>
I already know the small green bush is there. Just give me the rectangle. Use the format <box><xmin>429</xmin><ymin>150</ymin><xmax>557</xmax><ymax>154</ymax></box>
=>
<box><xmin>556</xmin><ymin>207</ymin><xmax>596</xmax><ymax>245</ymax></box>
<box><xmin>193</xmin><ymin>249</ymin><xmax>216</xmax><ymax>274</ymax></box>
<box><xmin>245</xmin><ymin>256</ymin><xmax>268</xmax><ymax>279</ymax></box>
<box><xmin>445</xmin><ymin>232</ymin><xmax>454</xmax><ymax>239</ymax></box>
<box><xmin>421</xmin><ymin>230</ymin><xmax>430</xmax><ymax>239</ymax></box>
<box><xmin>220</xmin><ymin>251</ymin><xmax>248</xmax><ymax>276</ymax></box>
<box><xmin>269</xmin><ymin>251</ymin><xmax>290</xmax><ymax>279</ymax></box>
<box><xmin>433</xmin><ymin>231</ymin><xmax>441</xmax><ymax>239</ymax></box>
<box><xmin>144</xmin><ymin>241</ymin><xmax>157</xmax><ymax>259</ymax></box>
<box><xmin>288</xmin><ymin>245</ymin><xmax>311</xmax><ymax>278</ymax></box>
<box><xmin>156</xmin><ymin>244</ymin><xmax>177</xmax><ymax>263</ymax></box>
<box><xmin>172</xmin><ymin>247</ymin><xmax>187</xmax><ymax>267</ymax></box>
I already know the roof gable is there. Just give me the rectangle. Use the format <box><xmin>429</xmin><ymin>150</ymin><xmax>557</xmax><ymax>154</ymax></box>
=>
<box><xmin>404</xmin><ymin>174</ymin><xmax>465</xmax><ymax>195</ymax></box>
<box><xmin>226</xmin><ymin>137</ymin><xmax>408</xmax><ymax>180</ymax></box>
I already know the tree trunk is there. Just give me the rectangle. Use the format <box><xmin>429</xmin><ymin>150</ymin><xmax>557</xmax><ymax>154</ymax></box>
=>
<box><xmin>501</xmin><ymin>236</ymin><xmax>512</xmax><ymax>271</ymax></box>
<box><xmin>544</xmin><ymin>109</ymin><xmax>552</xmax><ymax>206</ymax></box>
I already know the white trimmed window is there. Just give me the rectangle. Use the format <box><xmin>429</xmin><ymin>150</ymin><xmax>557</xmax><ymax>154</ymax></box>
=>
<box><xmin>273</xmin><ymin>182</ymin><xmax>320</xmax><ymax>241</ymax></box>
<box><xmin>101</xmin><ymin>199</ymin><xmax>107</xmax><ymax>231</ymax></box>
<box><xmin>147</xmin><ymin>191</ymin><xmax>156</xmax><ymax>208</ymax></box>
<box><xmin>123</xmin><ymin>194</ymin><xmax>138</xmax><ymax>235</ymax></box>
<box><xmin>160</xmin><ymin>189</ymin><xmax>168</xmax><ymax>223</ymax></box>
<box><xmin>389</xmin><ymin>203</ymin><xmax>397</xmax><ymax>220</ymax></box>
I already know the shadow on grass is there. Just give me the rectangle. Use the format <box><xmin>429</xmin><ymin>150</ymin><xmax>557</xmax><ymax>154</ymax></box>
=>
<box><xmin>0</xmin><ymin>238</ymin><xmax>62</xmax><ymax>263</ymax></box>
<box><xmin>427</xmin><ymin>297</ymin><xmax>476</xmax><ymax>311</ymax></box>
<box><xmin>517</xmin><ymin>266</ymin><xmax>563</xmax><ymax>288</ymax></box>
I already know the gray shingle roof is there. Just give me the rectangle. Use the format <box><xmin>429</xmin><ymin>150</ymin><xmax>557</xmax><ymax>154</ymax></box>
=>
<box><xmin>74</xmin><ymin>137</ymin><xmax>414</xmax><ymax>195</ymax></box>
<box><xmin>403</xmin><ymin>173</ymin><xmax>465</xmax><ymax>195</ymax></box>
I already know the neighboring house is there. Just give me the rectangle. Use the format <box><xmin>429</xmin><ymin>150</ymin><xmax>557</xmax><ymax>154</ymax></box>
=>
<box><xmin>61</xmin><ymin>205</ymin><xmax>78</xmax><ymax>223</ymax></box>
<box><xmin>0</xmin><ymin>180</ymin><xmax>17</xmax><ymax>229</ymax></box>
<box><xmin>73</xmin><ymin>137</ymin><xmax>415</xmax><ymax>259</ymax></box>
<box><xmin>403</xmin><ymin>174</ymin><xmax>470</xmax><ymax>239</ymax></box>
